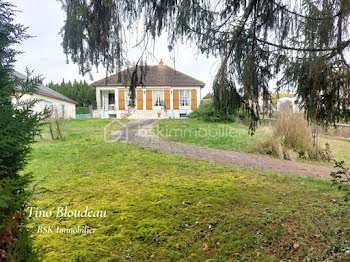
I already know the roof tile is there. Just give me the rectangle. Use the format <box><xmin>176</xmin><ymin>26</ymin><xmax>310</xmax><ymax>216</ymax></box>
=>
<box><xmin>92</xmin><ymin>65</ymin><xmax>205</xmax><ymax>87</ymax></box>
<box><xmin>14</xmin><ymin>71</ymin><xmax>77</xmax><ymax>104</ymax></box>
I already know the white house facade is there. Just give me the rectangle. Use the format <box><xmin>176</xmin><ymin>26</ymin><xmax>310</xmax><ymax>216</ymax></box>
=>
<box><xmin>92</xmin><ymin>61</ymin><xmax>204</xmax><ymax>119</ymax></box>
<box><xmin>276</xmin><ymin>96</ymin><xmax>302</xmax><ymax>113</ymax></box>
<box><xmin>13</xmin><ymin>71</ymin><xmax>77</xmax><ymax>119</ymax></box>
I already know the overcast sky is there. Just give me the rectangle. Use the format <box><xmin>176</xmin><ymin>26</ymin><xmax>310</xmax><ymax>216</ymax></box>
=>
<box><xmin>12</xmin><ymin>0</ymin><xmax>218</xmax><ymax>97</ymax></box>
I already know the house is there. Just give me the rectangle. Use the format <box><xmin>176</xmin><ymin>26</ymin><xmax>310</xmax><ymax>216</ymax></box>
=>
<box><xmin>13</xmin><ymin>71</ymin><xmax>77</xmax><ymax>119</ymax></box>
<box><xmin>276</xmin><ymin>94</ymin><xmax>302</xmax><ymax>113</ymax></box>
<box><xmin>92</xmin><ymin>60</ymin><xmax>205</xmax><ymax>119</ymax></box>
<box><xmin>201</xmin><ymin>92</ymin><xmax>212</xmax><ymax>104</ymax></box>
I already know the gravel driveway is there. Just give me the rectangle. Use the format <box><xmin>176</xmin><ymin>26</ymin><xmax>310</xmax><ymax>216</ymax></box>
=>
<box><xmin>111</xmin><ymin>119</ymin><xmax>336</xmax><ymax>179</ymax></box>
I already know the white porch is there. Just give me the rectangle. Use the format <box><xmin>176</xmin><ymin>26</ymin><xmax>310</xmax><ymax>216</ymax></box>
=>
<box><xmin>94</xmin><ymin>86</ymin><xmax>201</xmax><ymax>119</ymax></box>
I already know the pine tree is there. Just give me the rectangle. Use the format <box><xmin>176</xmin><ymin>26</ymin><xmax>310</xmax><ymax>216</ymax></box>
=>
<box><xmin>48</xmin><ymin>79</ymin><xmax>96</xmax><ymax>107</ymax></box>
<box><xmin>60</xmin><ymin>0</ymin><xmax>350</xmax><ymax>130</ymax></box>
<box><xmin>0</xmin><ymin>1</ymin><xmax>44</xmax><ymax>260</ymax></box>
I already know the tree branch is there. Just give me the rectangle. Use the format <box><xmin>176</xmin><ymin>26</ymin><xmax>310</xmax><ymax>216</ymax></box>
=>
<box><xmin>273</xmin><ymin>1</ymin><xmax>341</xmax><ymax>21</ymax></box>
<box><xmin>256</xmin><ymin>37</ymin><xmax>350</xmax><ymax>53</ymax></box>
<box><xmin>217</xmin><ymin>0</ymin><xmax>258</xmax><ymax>75</ymax></box>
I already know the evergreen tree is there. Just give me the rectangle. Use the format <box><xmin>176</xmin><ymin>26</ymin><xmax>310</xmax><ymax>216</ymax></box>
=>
<box><xmin>60</xmin><ymin>0</ymin><xmax>350</xmax><ymax>130</ymax></box>
<box><xmin>48</xmin><ymin>79</ymin><xmax>96</xmax><ymax>107</ymax></box>
<box><xmin>0</xmin><ymin>1</ymin><xmax>44</xmax><ymax>260</ymax></box>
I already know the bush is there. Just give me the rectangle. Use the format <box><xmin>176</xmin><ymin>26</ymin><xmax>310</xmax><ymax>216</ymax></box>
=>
<box><xmin>76</xmin><ymin>106</ymin><xmax>90</xmax><ymax>114</ymax></box>
<box><xmin>274</xmin><ymin>112</ymin><xmax>314</xmax><ymax>154</ymax></box>
<box><xmin>258</xmin><ymin>112</ymin><xmax>320</xmax><ymax>160</ymax></box>
<box><xmin>330</xmin><ymin>160</ymin><xmax>350</xmax><ymax>201</ymax></box>
<box><xmin>258</xmin><ymin>128</ymin><xmax>284</xmax><ymax>159</ymax></box>
<box><xmin>0</xmin><ymin>3</ymin><xmax>42</xmax><ymax>260</ymax></box>
<box><xmin>189</xmin><ymin>101</ymin><xmax>249</xmax><ymax>122</ymax></box>
<box><xmin>6</xmin><ymin>227</ymin><xmax>38</xmax><ymax>262</ymax></box>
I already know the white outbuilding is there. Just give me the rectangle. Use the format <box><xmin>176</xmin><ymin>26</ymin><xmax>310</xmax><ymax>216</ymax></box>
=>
<box><xmin>13</xmin><ymin>71</ymin><xmax>77</xmax><ymax>119</ymax></box>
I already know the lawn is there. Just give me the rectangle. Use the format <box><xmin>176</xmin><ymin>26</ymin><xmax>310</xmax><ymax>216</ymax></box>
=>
<box><xmin>25</xmin><ymin>119</ymin><xmax>349</xmax><ymax>261</ymax></box>
<box><xmin>320</xmin><ymin>137</ymin><xmax>350</xmax><ymax>165</ymax></box>
<box><xmin>154</xmin><ymin>119</ymin><xmax>265</xmax><ymax>153</ymax></box>
<box><xmin>155</xmin><ymin>119</ymin><xmax>350</xmax><ymax>166</ymax></box>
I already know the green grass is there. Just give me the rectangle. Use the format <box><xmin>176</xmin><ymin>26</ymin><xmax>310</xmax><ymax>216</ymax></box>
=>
<box><xmin>298</xmin><ymin>138</ymin><xmax>350</xmax><ymax>168</ymax></box>
<box><xmin>154</xmin><ymin>119</ymin><xmax>266</xmax><ymax>153</ymax></box>
<box><xmin>155</xmin><ymin>119</ymin><xmax>350</xmax><ymax>166</ymax></box>
<box><xmin>320</xmin><ymin>137</ymin><xmax>350</xmax><ymax>164</ymax></box>
<box><xmin>25</xmin><ymin>119</ymin><xmax>349</xmax><ymax>261</ymax></box>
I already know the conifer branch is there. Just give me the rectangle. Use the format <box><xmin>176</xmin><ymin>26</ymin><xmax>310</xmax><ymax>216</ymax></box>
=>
<box><xmin>256</xmin><ymin>38</ymin><xmax>350</xmax><ymax>53</ymax></box>
<box><xmin>272</xmin><ymin>1</ymin><xmax>341</xmax><ymax>21</ymax></box>
<box><xmin>218</xmin><ymin>0</ymin><xmax>258</xmax><ymax>75</ymax></box>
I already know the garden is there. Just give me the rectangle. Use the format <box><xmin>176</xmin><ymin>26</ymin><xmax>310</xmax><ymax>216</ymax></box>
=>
<box><xmin>23</xmin><ymin>119</ymin><xmax>350</xmax><ymax>261</ymax></box>
<box><xmin>155</xmin><ymin>102</ymin><xmax>350</xmax><ymax>166</ymax></box>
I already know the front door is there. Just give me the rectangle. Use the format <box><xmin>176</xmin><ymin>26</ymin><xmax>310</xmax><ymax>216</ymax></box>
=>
<box><xmin>153</xmin><ymin>90</ymin><xmax>164</xmax><ymax>110</ymax></box>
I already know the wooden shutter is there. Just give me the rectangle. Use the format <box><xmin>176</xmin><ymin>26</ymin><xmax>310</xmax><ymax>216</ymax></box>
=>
<box><xmin>173</xmin><ymin>90</ymin><xmax>179</xmax><ymax>109</ymax></box>
<box><xmin>191</xmin><ymin>89</ymin><xmax>197</xmax><ymax>109</ymax></box>
<box><xmin>119</xmin><ymin>90</ymin><xmax>125</xmax><ymax>110</ymax></box>
<box><xmin>164</xmin><ymin>90</ymin><xmax>170</xmax><ymax>109</ymax></box>
<box><xmin>146</xmin><ymin>90</ymin><xmax>152</xmax><ymax>110</ymax></box>
<box><xmin>137</xmin><ymin>90</ymin><xmax>143</xmax><ymax>110</ymax></box>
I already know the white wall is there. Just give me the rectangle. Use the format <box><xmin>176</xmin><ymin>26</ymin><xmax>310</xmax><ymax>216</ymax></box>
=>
<box><xmin>12</xmin><ymin>93</ymin><xmax>76</xmax><ymax>119</ymax></box>
<box><xmin>95</xmin><ymin>86</ymin><xmax>202</xmax><ymax>110</ymax></box>
<box><xmin>276</xmin><ymin>97</ymin><xmax>302</xmax><ymax>113</ymax></box>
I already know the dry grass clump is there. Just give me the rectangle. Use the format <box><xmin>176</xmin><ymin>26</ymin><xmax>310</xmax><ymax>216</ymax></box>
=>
<box><xmin>258</xmin><ymin>112</ymin><xmax>317</xmax><ymax>160</ymax></box>
<box><xmin>320</xmin><ymin>126</ymin><xmax>350</xmax><ymax>139</ymax></box>
<box><xmin>274</xmin><ymin>112</ymin><xmax>314</xmax><ymax>153</ymax></box>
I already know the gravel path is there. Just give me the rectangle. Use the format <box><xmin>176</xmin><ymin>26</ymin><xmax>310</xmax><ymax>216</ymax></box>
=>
<box><xmin>111</xmin><ymin>119</ymin><xmax>336</xmax><ymax>179</ymax></box>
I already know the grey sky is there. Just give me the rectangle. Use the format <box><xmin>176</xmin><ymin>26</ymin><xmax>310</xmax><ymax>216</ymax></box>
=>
<box><xmin>12</xmin><ymin>0</ymin><xmax>217</xmax><ymax>97</ymax></box>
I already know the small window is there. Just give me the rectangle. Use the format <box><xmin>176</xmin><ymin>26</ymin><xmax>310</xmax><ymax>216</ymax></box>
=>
<box><xmin>61</xmin><ymin>104</ymin><xmax>65</xmax><ymax>118</ymax></box>
<box><xmin>44</xmin><ymin>101</ymin><xmax>53</xmax><ymax>110</ymax></box>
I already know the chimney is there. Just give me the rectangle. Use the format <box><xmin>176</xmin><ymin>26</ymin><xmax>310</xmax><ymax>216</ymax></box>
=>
<box><xmin>159</xmin><ymin>58</ymin><xmax>164</xmax><ymax>66</ymax></box>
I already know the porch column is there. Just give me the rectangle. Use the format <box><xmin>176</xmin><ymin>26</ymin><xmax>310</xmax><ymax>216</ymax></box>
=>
<box><xmin>96</xmin><ymin>88</ymin><xmax>101</xmax><ymax>109</ymax></box>
<box><xmin>102</xmin><ymin>91</ymin><xmax>106</xmax><ymax>110</ymax></box>
<box><xmin>104</xmin><ymin>91</ymin><xmax>109</xmax><ymax>110</ymax></box>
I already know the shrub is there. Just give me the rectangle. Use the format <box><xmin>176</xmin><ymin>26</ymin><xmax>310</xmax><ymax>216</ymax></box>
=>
<box><xmin>48</xmin><ymin>119</ymin><xmax>65</xmax><ymax>141</ymax></box>
<box><xmin>330</xmin><ymin>160</ymin><xmax>350</xmax><ymax>201</ymax></box>
<box><xmin>257</xmin><ymin>129</ymin><xmax>284</xmax><ymax>159</ymax></box>
<box><xmin>76</xmin><ymin>106</ymin><xmax>90</xmax><ymax>114</ymax></box>
<box><xmin>189</xmin><ymin>101</ymin><xmax>249</xmax><ymax>122</ymax></box>
<box><xmin>258</xmin><ymin>112</ymin><xmax>320</xmax><ymax>160</ymax></box>
<box><xmin>274</xmin><ymin>112</ymin><xmax>314</xmax><ymax>154</ymax></box>
<box><xmin>189</xmin><ymin>102</ymin><xmax>217</xmax><ymax>121</ymax></box>
<box><xmin>0</xmin><ymin>3</ymin><xmax>42</xmax><ymax>260</ymax></box>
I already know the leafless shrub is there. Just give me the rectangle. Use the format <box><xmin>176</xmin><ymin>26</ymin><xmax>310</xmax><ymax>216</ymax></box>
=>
<box><xmin>47</xmin><ymin>108</ymin><xmax>65</xmax><ymax>140</ymax></box>
<box><xmin>274</xmin><ymin>112</ymin><xmax>314</xmax><ymax>155</ymax></box>
<box><xmin>258</xmin><ymin>112</ymin><xmax>322</xmax><ymax>160</ymax></box>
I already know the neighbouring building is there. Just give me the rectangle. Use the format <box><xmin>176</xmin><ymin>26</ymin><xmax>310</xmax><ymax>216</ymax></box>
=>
<box><xmin>92</xmin><ymin>60</ymin><xmax>205</xmax><ymax>119</ymax></box>
<box><xmin>276</xmin><ymin>94</ymin><xmax>302</xmax><ymax>113</ymax></box>
<box><xmin>13</xmin><ymin>71</ymin><xmax>77</xmax><ymax>119</ymax></box>
<box><xmin>201</xmin><ymin>92</ymin><xmax>212</xmax><ymax>104</ymax></box>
